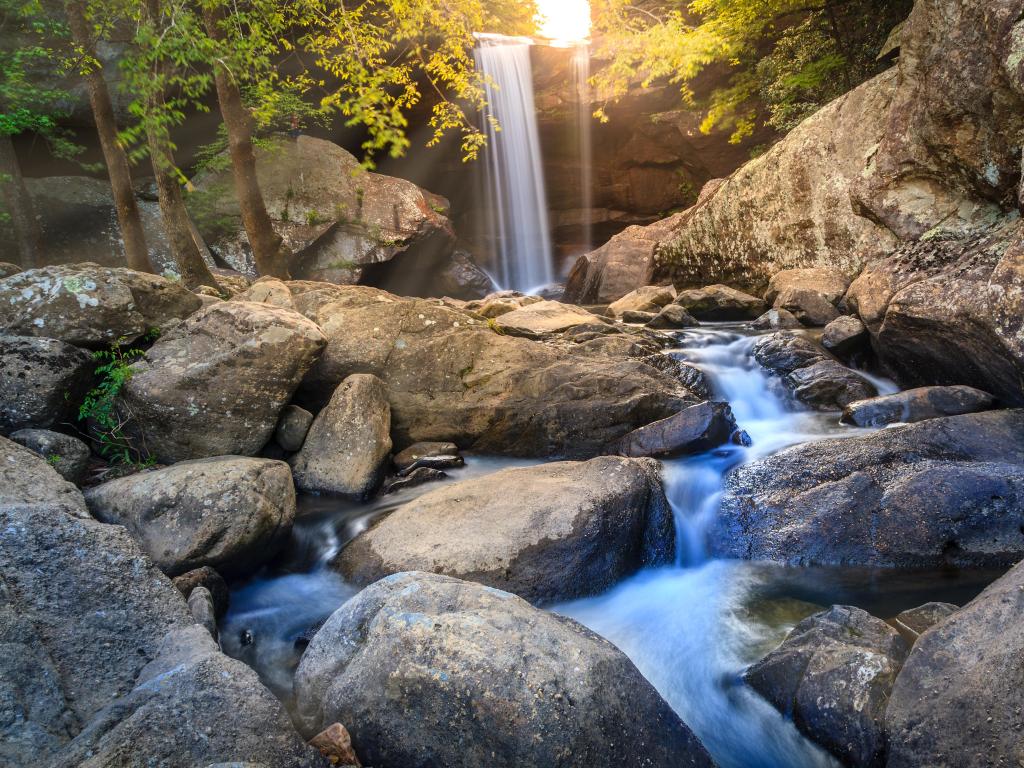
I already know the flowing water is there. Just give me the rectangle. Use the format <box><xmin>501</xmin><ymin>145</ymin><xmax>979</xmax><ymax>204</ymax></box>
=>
<box><xmin>474</xmin><ymin>35</ymin><xmax>555</xmax><ymax>292</ymax></box>
<box><xmin>223</xmin><ymin>324</ymin><xmax>996</xmax><ymax>764</ymax></box>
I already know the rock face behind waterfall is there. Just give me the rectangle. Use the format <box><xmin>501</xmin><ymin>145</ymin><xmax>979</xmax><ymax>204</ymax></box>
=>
<box><xmin>710</xmin><ymin>410</ymin><xmax>1024</xmax><ymax>567</ymax></box>
<box><xmin>293</xmin><ymin>572</ymin><xmax>714</xmax><ymax>768</ymax></box>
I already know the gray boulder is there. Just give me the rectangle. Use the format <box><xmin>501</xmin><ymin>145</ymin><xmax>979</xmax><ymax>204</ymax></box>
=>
<box><xmin>616</xmin><ymin>401</ymin><xmax>737</xmax><ymax>457</ymax></box>
<box><xmin>745</xmin><ymin>605</ymin><xmax>908</xmax><ymax>768</ymax></box>
<box><xmin>710</xmin><ymin>410</ymin><xmax>1024</xmax><ymax>567</ymax></box>
<box><xmin>753</xmin><ymin>332</ymin><xmax>877</xmax><ymax>409</ymax></box>
<box><xmin>0</xmin><ymin>335</ymin><xmax>93</xmax><ymax>434</ymax></box>
<box><xmin>85</xmin><ymin>457</ymin><xmax>296</xmax><ymax>577</ymax></box>
<box><xmin>0</xmin><ymin>435</ymin><xmax>87</xmax><ymax>515</ymax></box>
<box><xmin>9</xmin><ymin>428</ymin><xmax>90</xmax><ymax>483</ymax></box>
<box><xmin>274</xmin><ymin>404</ymin><xmax>314</xmax><ymax>452</ymax></box>
<box><xmin>121</xmin><ymin>301</ymin><xmax>327</xmax><ymax>463</ymax></box>
<box><xmin>841</xmin><ymin>385</ymin><xmax>995</xmax><ymax>427</ymax></box>
<box><xmin>334</xmin><ymin>457</ymin><xmax>673</xmax><ymax>605</ymax></box>
<box><xmin>290</xmin><ymin>374</ymin><xmax>391</xmax><ymax>498</ymax></box>
<box><xmin>673</xmin><ymin>284</ymin><xmax>767</xmax><ymax>320</ymax></box>
<box><xmin>886</xmin><ymin>559</ymin><xmax>1024</xmax><ymax>767</ymax></box>
<box><xmin>821</xmin><ymin>315</ymin><xmax>869</xmax><ymax>358</ymax></box>
<box><xmin>0</xmin><ymin>264</ymin><xmax>201</xmax><ymax>347</ymax></box>
<box><xmin>293</xmin><ymin>572</ymin><xmax>713</xmax><ymax>768</ymax></box>
<box><xmin>889</xmin><ymin>602</ymin><xmax>958</xmax><ymax>645</ymax></box>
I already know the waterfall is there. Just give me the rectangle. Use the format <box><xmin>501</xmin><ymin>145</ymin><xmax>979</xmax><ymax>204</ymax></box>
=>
<box><xmin>571</xmin><ymin>43</ymin><xmax>594</xmax><ymax>254</ymax></box>
<box><xmin>474</xmin><ymin>35</ymin><xmax>555</xmax><ymax>292</ymax></box>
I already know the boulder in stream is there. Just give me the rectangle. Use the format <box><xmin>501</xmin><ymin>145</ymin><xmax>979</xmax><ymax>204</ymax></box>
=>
<box><xmin>616</xmin><ymin>401</ymin><xmax>737</xmax><ymax>458</ymax></box>
<box><xmin>673</xmin><ymin>284</ymin><xmax>767</xmax><ymax>321</ymax></box>
<box><xmin>840</xmin><ymin>385</ymin><xmax>995</xmax><ymax>428</ymax></box>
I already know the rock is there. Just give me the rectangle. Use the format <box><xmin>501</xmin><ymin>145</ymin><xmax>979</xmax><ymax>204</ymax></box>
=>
<box><xmin>275</xmin><ymin>405</ymin><xmax>314</xmax><ymax>452</ymax></box>
<box><xmin>84</xmin><ymin>457</ymin><xmax>296</xmax><ymax>577</ymax></box>
<box><xmin>647</xmin><ymin>303</ymin><xmax>700</xmax><ymax>329</ymax></box>
<box><xmin>616</xmin><ymin>401</ymin><xmax>738</xmax><ymax>458</ymax></box>
<box><xmin>751</xmin><ymin>308</ymin><xmax>802</xmax><ymax>330</ymax></box>
<box><xmin>0</xmin><ymin>261</ymin><xmax>21</xmax><ymax>278</ymax></box>
<box><xmin>491</xmin><ymin>300</ymin><xmax>602</xmax><ymax>337</ymax></box>
<box><xmin>773</xmin><ymin>287</ymin><xmax>840</xmax><ymax>327</ymax></box>
<box><xmin>465</xmin><ymin>291</ymin><xmax>543</xmax><ymax>319</ymax></box>
<box><xmin>620</xmin><ymin>309</ymin><xmax>657</xmax><ymax>324</ymax></box>
<box><xmin>293</xmin><ymin>572</ymin><xmax>713</xmax><ymax>768</ymax></box>
<box><xmin>764</xmin><ymin>268</ymin><xmax>853</xmax><ymax>307</ymax></box>
<box><xmin>0</xmin><ymin>435</ymin><xmax>88</xmax><ymax>514</ymax></box>
<box><xmin>745</xmin><ymin>605</ymin><xmax>908</xmax><ymax>768</ymax></box>
<box><xmin>51</xmin><ymin>625</ymin><xmax>327</xmax><ymax>768</ymax></box>
<box><xmin>430</xmin><ymin>250</ymin><xmax>495</xmax><ymax>301</ymax></box>
<box><xmin>752</xmin><ymin>332</ymin><xmax>826</xmax><ymax>374</ymax></box>
<box><xmin>785</xmin><ymin>359</ymin><xmax>877</xmax><ymax>409</ymax></box>
<box><xmin>121</xmin><ymin>301</ymin><xmax>327</xmax><ymax>463</ymax></box>
<box><xmin>173</xmin><ymin>566</ymin><xmax>230</xmax><ymax>619</ymax></box>
<box><xmin>0</xmin><ymin>264</ymin><xmax>201</xmax><ymax>346</ymax></box>
<box><xmin>188</xmin><ymin>585</ymin><xmax>219</xmax><ymax>639</ymax></box>
<box><xmin>9</xmin><ymin>428</ymin><xmax>90</xmax><ymax>483</ymax></box>
<box><xmin>380</xmin><ymin>467</ymin><xmax>447</xmax><ymax>495</ymax></box>
<box><xmin>886</xmin><ymin>559</ymin><xmax>1024</xmax><ymax>768</ymax></box>
<box><xmin>334</xmin><ymin>457</ymin><xmax>674</xmax><ymax>605</ymax></box>
<box><xmin>841</xmin><ymin>385</ymin><xmax>996</xmax><ymax>427</ymax></box>
<box><xmin>397</xmin><ymin>455</ymin><xmax>463</xmax><ymax>474</ymax></box>
<box><xmin>290</xmin><ymin>374</ymin><xmax>391</xmax><ymax>498</ymax></box>
<box><xmin>562</xmin><ymin>219</ymin><xmax>674</xmax><ymax>304</ymax></box>
<box><xmin>309</xmin><ymin>723</ymin><xmax>361</xmax><ymax>767</ymax></box>
<box><xmin>710</xmin><ymin>410</ymin><xmax>1024</xmax><ymax>567</ymax></box>
<box><xmin>607</xmin><ymin>285</ymin><xmax>676</xmax><ymax>317</ymax></box>
<box><xmin>673</xmin><ymin>284</ymin><xmax>767</xmax><ymax>320</ymax></box>
<box><xmin>821</xmin><ymin>315</ymin><xmax>869</xmax><ymax>358</ymax></box>
<box><xmin>889</xmin><ymin>602</ymin><xmax>958</xmax><ymax>644</ymax></box>
<box><xmin>1</xmin><ymin>329</ymin><xmax>93</xmax><ymax>430</ymax></box>
<box><xmin>392</xmin><ymin>441</ymin><xmax>458</xmax><ymax>471</ymax></box>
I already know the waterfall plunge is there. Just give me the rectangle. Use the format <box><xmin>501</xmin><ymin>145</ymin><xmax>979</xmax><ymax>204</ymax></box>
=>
<box><xmin>475</xmin><ymin>36</ymin><xmax>555</xmax><ymax>292</ymax></box>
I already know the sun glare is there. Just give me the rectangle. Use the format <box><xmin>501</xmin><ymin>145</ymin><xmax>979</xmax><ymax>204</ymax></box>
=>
<box><xmin>536</xmin><ymin>0</ymin><xmax>592</xmax><ymax>45</ymax></box>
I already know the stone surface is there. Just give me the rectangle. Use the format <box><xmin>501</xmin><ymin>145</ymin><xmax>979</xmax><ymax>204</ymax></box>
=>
<box><xmin>607</xmin><ymin>285</ymin><xmax>676</xmax><ymax>317</ymax></box>
<box><xmin>188</xmin><ymin>585</ymin><xmax>219</xmax><ymax>639</ymax></box>
<box><xmin>616</xmin><ymin>401</ymin><xmax>737</xmax><ymax>458</ymax></box>
<box><xmin>764</xmin><ymin>268</ymin><xmax>853</xmax><ymax>307</ymax></box>
<box><xmin>173</xmin><ymin>566</ymin><xmax>230</xmax><ymax>619</ymax></box>
<box><xmin>0</xmin><ymin>262</ymin><xmax>21</xmax><ymax>278</ymax></box>
<box><xmin>392</xmin><ymin>441</ymin><xmax>458</xmax><ymax>471</ymax></box>
<box><xmin>335</xmin><ymin>457</ymin><xmax>673</xmax><ymax>605</ymax></box>
<box><xmin>0</xmin><ymin>264</ymin><xmax>201</xmax><ymax>346</ymax></box>
<box><xmin>821</xmin><ymin>315</ymin><xmax>869</xmax><ymax>358</ymax></box>
<box><xmin>841</xmin><ymin>385</ymin><xmax>996</xmax><ymax>427</ymax></box>
<box><xmin>753</xmin><ymin>332</ymin><xmax>877</xmax><ymax>409</ymax></box>
<box><xmin>648</xmin><ymin>302</ymin><xmax>700</xmax><ymax>329</ymax></box>
<box><xmin>886</xmin><ymin>559</ymin><xmax>1024</xmax><ymax>768</ymax></box>
<box><xmin>773</xmin><ymin>287</ymin><xmax>840</xmax><ymax>327</ymax></box>
<box><xmin>274</xmin><ymin>404</ymin><xmax>314</xmax><ymax>452</ymax></box>
<box><xmin>290</xmin><ymin>374</ymin><xmax>391</xmax><ymax>498</ymax></box>
<box><xmin>9</xmin><ymin>428</ymin><xmax>90</xmax><ymax>483</ymax></box>
<box><xmin>710</xmin><ymin>410</ymin><xmax>1024</xmax><ymax>567</ymax></box>
<box><xmin>751</xmin><ymin>308</ymin><xmax>802</xmax><ymax>330</ymax></box>
<box><xmin>0</xmin><ymin>435</ymin><xmax>87</xmax><ymax>514</ymax></box>
<box><xmin>84</xmin><ymin>457</ymin><xmax>296</xmax><ymax>577</ymax></box>
<box><xmin>309</xmin><ymin>723</ymin><xmax>361</xmax><ymax>768</ymax></box>
<box><xmin>621</xmin><ymin>309</ymin><xmax>658</xmax><ymax>324</ymax></box>
<box><xmin>121</xmin><ymin>301</ymin><xmax>327</xmax><ymax>463</ymax></box>
<box><xmin>0</xmin><ymin>335</ymin><xmax>93</xmax><ymax>434</ymax></box>
<box><xmin>673</xmin><ymin>284</ymin><xmax>767</xmax><ymax>320</ymax></box>
<box><xmin>293</xmin><ymin>572</ymin><xmax>713</xmax><ymax>768</ymax></box>
<box><xmin>889</xmin><ymin>602</ymin><xmax>958</xmax><ymax>644</ymax></box>
<box><xmin>745</xmin><ymin>605</ymin><xmax>908</xmax><ymax>768</ymax></box>
<box><xmin>491</xmin><ymin>300</ymin><xmax>602</xmax><ymax>337</ymax></box>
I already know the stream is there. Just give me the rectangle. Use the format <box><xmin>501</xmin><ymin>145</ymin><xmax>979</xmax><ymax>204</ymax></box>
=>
<box><xmin>221</xmin><ymin>324</ymin><xmax>997</xmax><ymax>767</ymax></box>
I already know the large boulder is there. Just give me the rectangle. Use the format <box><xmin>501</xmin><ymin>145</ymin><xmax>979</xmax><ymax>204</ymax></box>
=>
<box><xmin>772</xmin><ymin>287</ymin><xmax>840</xmax><ymax>327</ymax></box>
<box><xmin>84</xmin><ymin>457</ymin><xmax>296</xmax><ymax>577</ymax></box>
<box><xmin>120</xmin><ymin>301</ymin><xmax>327</xmax><ymax>463</ymax></box>
<box><xmin>673</xmin><ymin>284</ymin><xmax>766</xmax><ymax>320</ymax></box>
<box><xmin>607</xmin><ymin>285</ymin><xmax>676</xmax><ymax>317</ymax></box>
<box><xmin>293</xmin><ymin>572</ymin><xmax>713</xmax><ymax>768</ymax></box>
<box><xmin>745</xmin><ymin>605</ymin><xmax>908</xmax><ymax>768</ymax></box>
<box><xmin>886</xmin><ymin>559</ymin><xmax>1024</xmax><ymax>768</ymax></box>
<box><xmin>334</xmin><ymin>457</ymin><xmax>674</xmax><ymax>604</ymax></box>
<box><xmin>290</xmin><ymin>374</ymin><xmax>392</xmax><ymax>498</ymax></box>
<box><xmin>764</xmin><ymin>268</ymin><xmax>852</xmax><ymax>306</ymax></box>
<box><xmin>752</xmin><ymin>332</ymin><xmax>877</xmax><ymax>409</ymax></box>
<box><xmin>821</xmin><ymin>315</ymin><xmax>870</xmax><ymax>358</ymax></box>
<box><xmin>0</xmin><ymin>335</ymin><xmax>93</xmax><ymax>434</ymax></box>
<box><xmin>0</xmin><ymin>264</ymin><xmax>201</xmax><ymax>347</ymax></box>
<box><xmin>491</xmin><ymin>300</ymin><xmax>603</xmax><ymax>338</ymax></box>
<box><xmin>0</xmin><ymin>435</ymin><xmax>88</xmax><ymax>515</ymax></box>
<box><xmin>616</xmin><ymin>401</ymin><xmax>738</xmax><ymax>457</ymax></box>
<box><xmin>709</xmin><ymin>410</ymin><xmax>1024</xmax><ymax>567</ymax></box>
<box><xmin>840</xmin><ymin>385</ymin><xmax>996</xmax><ymax>427</ymax></box>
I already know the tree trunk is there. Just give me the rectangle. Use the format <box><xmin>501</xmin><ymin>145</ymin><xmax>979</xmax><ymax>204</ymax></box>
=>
<box><xmin>64</xmin><ymin>0</ymin><xmax>153</xmax><ymax>273</ymax></box>
<box><xmin>202</xmin><ymin>4</ymin><xmax>291</xmax><ymax>279</ymax></box>
<box><xmin>0</xmin><ymin>133</ymin><xmax>43</xmax><ymax>268</ymax></box>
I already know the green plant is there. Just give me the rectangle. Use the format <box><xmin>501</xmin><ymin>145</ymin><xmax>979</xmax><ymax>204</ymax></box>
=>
<box><xmin>305</xmin><ymin>208</ymin><xmax>323</xmax><ymax>226</ymax></box>
<box><xmin>46</xmin><ymin>454</ymin><xmax>61</xmax><ymax>466</ymax></box>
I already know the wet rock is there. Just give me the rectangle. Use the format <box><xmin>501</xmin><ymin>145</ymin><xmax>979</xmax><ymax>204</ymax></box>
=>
<box><xmin>275</xmin><ymin>404</ymin><xmax>315</xmax><ymax>452</ymax></box>
<box><xmin>293</xmin><ymin>572</ymin><xmax>714</xmax><ymax>768</ymax></box>
<box><xmin>752</xmin><ymin>308</ymin><xmax>802</xmax><ymax>330</ymax></box>
<box><xmin>85</xmin><ymin>457</ymin><xmax>296</xmax><ymax>577</ymax></box>
<box><xmin>0</xmin><ymin>335</ymin><xmax>93</xmax><ymax>434</ymax></box>
<box><xmin>392</xmin><ymin>441</ymin><xmax>458</xmax><ymax>471</ymax></box>
<box><xmin>785</xmin><ymin>359</ymin><xmax>877</xmax><ymax>409</ymax></box>
<box><xmin>121</xmin><ymin>301</ymin><xmax>327</xmax><ymax>463</ymax></box>
<box><xmin>0</xmin><ymin>264</ymin><xmax>201</xmax><ymax>346</ymax></box>
<box><xmin>889</xmin><ymin>602</ymin><xmax>958</xmax><ymax>645</ymax></box>
<box><xmin>886</xmin><ymin>559</ymin><xmax>1024</xmax><ymax>768</ymax></box>
<box><xmin>752</xmin><ymin>332</ymin><xmax>826</xmax><ymax>374</ymax></box>
<box><xmin>397</xmin><ymin>455</ymin><xmax>463</xmax><ymax>475</ymax></box>
<box><xmin>173</xmin><ymin>566</ymin><xmax>230</xmax><ymax>619</ymax></box>
<box><xmin>607</xmin><ymin>285</ymin><xmax>676</xmax><ymax>317</ymax></box>
<box><xmin>821</xmin><ymin>315</ymin><xmax>869</xmax><ymax>358</ymax></box>
<box><xmin>764</xmin><ymin>268</ymin><xmax>852</xmax><ymax>307</ymax></box>
<box><xmin>188</xmin><ymin>585</ymin><xmax>219</xmax><ymax>639</ymax></box>
<box><xmin>710</xmin><ymin>410</ymin><xmax>1024</xmax><ymax>567</ymax></box>
<box><xmin>616</xmin><ymin>401</ymin><xmax>738</xmax><ymax>458</ymax></box>
<box><xmin>380</xmin><ymin>467</ymin><xmax>447</xmax><ymax>495</ymax></box>
<box><xmin>491</xmin><ymin>300</ymin><xmax>602</xmax><ymax>337</ymax></box>
<box><xmin>647</xmin><ymin>303</ymin><xmax>700</xmax><ymax>329</ymax></box>
<box><xmin>0</xmin><ymin>435</ymin><xmax>88</xmax><ymax>514</ymax></box>
<box><xmin>745</xmin><ymin>605</ymin><xmax>908</xmax><ymax>768</ymax></box>
<box><xmin>290</xmin><ymin>374</ymin><xmax>391</xmax><ymax>499</ymax></box>
<box><xmin>840</xmin><ymin>385</ymin><xmax>995</xmax><ymax>427</ymax></box>
<box><xmin>334</xmin><ymin>457</ymin><xmax>674</xmax><ymax>605</ymax></box>
<box><xmin>773</xmin><ymin>287</ymin><xmax>840</xmax><ymax>327</ymax></box>
<box><xmin>673</xmin><ymin>284</ymin><xmax>767</xmax><ymax>320</ymax></box>
<box><xmin>51</xmin><ymin>625</ymin><xmax>327</xmax><ymax>768</ymax></box>
<box><xmin>310</xmin><ymin>723</ymin><xmax>361</xmax><ymax>767</ymax></box>
<box><xmin>9</xmin><ymin>428</ymin><xmax>90</xmax><ymax>484</ymax></box>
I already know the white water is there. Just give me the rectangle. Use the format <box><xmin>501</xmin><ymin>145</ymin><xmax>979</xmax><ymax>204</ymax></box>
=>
<box><xmin>475</xmin><ymin>36</ymin><xmax>555</xmax><ymax>292</ymax></box>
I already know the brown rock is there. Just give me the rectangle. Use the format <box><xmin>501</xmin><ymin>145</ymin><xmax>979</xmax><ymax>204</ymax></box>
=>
<box><xmin>607</xmin><ymin>285</ymin><xmax>676</xmax><ymax>317</ymax></box>
<box><xmin>674</xmin><ymin>284</ymin><xmax>766</xmax><ymax>320</ymax></box>
<box><xmin>492</xmin><ymin>300</ymin><xmax>602</xmax><ymax>337</ymax></box>
<box><xmin>309</xmin><ymin>723</ymin><xmax>361</xmax><ymax>767</ymax></box>
<box><xmin>392</xmin><ymin>441</ymin><xmax>459</xmax><ymax>471</ymax></box>
<box><xmin>764</xmin><ymin>268</ymin><xmax>853</xmax><ymax>306</ymax></box>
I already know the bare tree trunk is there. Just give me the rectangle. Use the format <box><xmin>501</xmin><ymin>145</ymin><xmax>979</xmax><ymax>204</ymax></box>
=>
<box><xmin>65</xmin><ymin>0</ymin><xmax>153</xmax><ymax>273</ymax></box>
<box><xmin>202</xmin><ymin>4</ymin><xmax>291</xmax><ymax>279</ymax></box>
<box><xmin>0</xmin><ymin>133</ymin><xmax>43</xmax><ymax>268</ymax></box>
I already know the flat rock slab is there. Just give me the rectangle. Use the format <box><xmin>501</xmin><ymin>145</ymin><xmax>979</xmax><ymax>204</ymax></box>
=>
<box><xmin>334</xmin><ymin>456</ymin><xmax>674</xmax><ymax>605</ymax></box>
<box><xmin>492</xmin><ymin>300</ymin><xmax>603</xmax><ymax>336</ymax></box>
<box><xmin>841</xmin><ymin>385</ymin><xmax>995</xmax><ymax>427</ymax></box>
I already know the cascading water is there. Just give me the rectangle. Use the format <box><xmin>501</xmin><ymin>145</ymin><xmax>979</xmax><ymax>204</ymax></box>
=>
<box><xmin>474</xmin><ymin>35</ymin><xmax>555</xmax><ymax>292</ymax></box>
